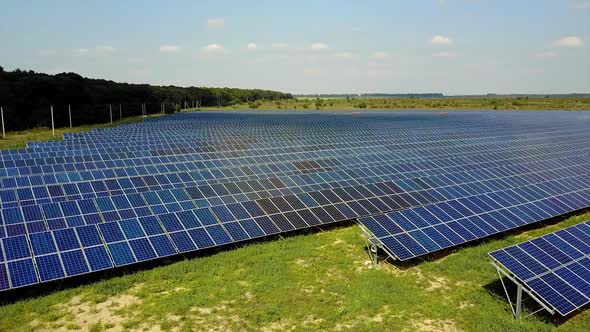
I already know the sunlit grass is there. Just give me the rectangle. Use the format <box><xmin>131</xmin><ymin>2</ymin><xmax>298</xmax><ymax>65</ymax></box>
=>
<box><xmin>0</xmin><ymin>115</ymin><xmax>160</xmax><ymax>150</ymax></box>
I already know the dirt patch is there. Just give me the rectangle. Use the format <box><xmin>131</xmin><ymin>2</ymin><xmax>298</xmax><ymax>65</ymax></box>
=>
<box><xmin>354</xmin><ymin>259</ymin><xmax>376</xmax><ymax>273</ymax></box>
<box><xmin>243</xmin><ymin>291</ymin><xmax>255</xmax><ymax>301</ymax></box>
<box><xmin>302</xmin><ymin>314</ymin><xmax>324</xmax><ymax>326</ymax></box>
<box><xmin>407</xmin><ymin>318</ymin><xmax>462</xmax><ymax>332</ymax></box>
<box><xmin>332</xmin><ymin>239</ymin><xmax>345</xmax><ymax>245</ymax></box>
<box><xmin>40</xmin><ymin>292</ymin><xmax>143</xmax><ymax>331</ymax></box>
<box><xmin>425</xmin><ymin>276</ymin><xmax>451</xmax><ymax>292</ymax></box>
<box><xmin>332</xmin><ymin>305</ymin><xmax>401</xmax><ymax>330</ymax></box>
<box><xmin>259</xmin><ymin>320</ymin><xmax>295</xmax><ymax>332</ymax></box>
<box><xmin>164</xmin><ymin>300</ymin><xmax>265</xmax><ymax>331</ymax></box>
<box><xmin>300</xmin><ymin>285</ymin><xmax>315</xmax><ymax>294</ymax></box>
<box><xmin>293</xmin><ymin>258</ymin><xmax>310</xmax><ymax>267</ymax></box>
<box><xmin>459</xmin><ymin>301</ymin><xmax>475</xmax><ymax>309</ymax></box>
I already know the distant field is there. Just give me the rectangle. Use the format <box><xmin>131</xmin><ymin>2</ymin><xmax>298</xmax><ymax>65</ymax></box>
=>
<box><xmin>198</xmin><ymin>97</ymin><xmax>590</xmax><ymax>111</ymax></box>
<box><xmin>0</xmin><ymin>212</ymin><xmax>588</xmax><ymax>331</ymax></box>
<box><xmin>0</xmin><ymin>115</ymin><xmax>159</xmax><ymax>150</ymax></box>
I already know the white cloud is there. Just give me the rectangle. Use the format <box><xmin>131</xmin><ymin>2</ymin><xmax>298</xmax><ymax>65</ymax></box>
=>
<box><xmin>430</xmin><ymin>35</ymin><xmax>453</xmax><ymax>45</ymax></box>
<box><xmin>573</xmin><ymin>1</ymin><xmax>590</xmax><ymax>9</ymax></box>
<box><xmin>74</xmin><ymin>46</ymin><xmax>116</xmax><ymax>56</ymax></box>
<box><xmin>371</xmin><ymin>51</ymin><xmax>389</xmax><ymax>59</ymax></box>
<box><xmin>38</xmin><ymin>49</ymin><xmax>56</xmax><ymax>57</ymax></box>
<box><xmin>536</xmin><ymin>51</ymin><xmax>557</xmax><ymax>58</ymax></box>
<box><xmin>95</xmin><ymin>45</ymin><xmax>116</xmax><ymax>55</ymax></box>
<box><xmin>335</xmin><ymin>52</ymin><xmax>354</xmax><ymax>59</ymax></box>
<box><xmin>207</xmin><ymin>18</ymin><xmax>224</xmax><ymax>28</ymax></box>
<box><xmin>73</xmin><ymin>48</ymin><xmax>89</xmax><ymax>56</ymax></box>
<box><xmin>247</xmin><ymin>43</ymin><xmax>257</xmax><ymax>50</ymax></box>
<box><xmin>351</xmin><ymin>27</ymin><xmax>362</xmax><ymax>32</ymax></box>
<box><xmin>433</xmin><ymin>51</ymin><xmax>458</xmax><ymax>57</ymax></box>
<box><xmin>271</xmin><ymin>43</ymin><xmax>289</xmax><ymax>50</ymax></box>
<box><xmin>303</xmin><ymin>67</ymin><xmax>321</xmax><ymax>75</ymax></box>
<box><xmin>310</xmin><ymin>42</ymin><xmax>328</xmax><ymax>50</ymax></box>
<box><xmin>159</xmin><ymin>45</ymin><xmax>180</xmax><ymax>53</ymax></box>
<box><xmin>552</xmin><ymin>36</ymin><xmax>582</xmax><ymax>48</ymax></box>
<box><xmin>200</xmin><ymin>43</ymin><xmax>228</xmax><ymax>55</ymax></box>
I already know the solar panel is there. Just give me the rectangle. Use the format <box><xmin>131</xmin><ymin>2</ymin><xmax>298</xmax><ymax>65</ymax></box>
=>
<box><xmin>0</xmin><ymin>110</ymin><xmax>589</xmax><ymax>291</ymax></box>
<box><xmin>489</xmin><ymin>221</ymin><xmax>590</xmax><ymax>316</ymax></box>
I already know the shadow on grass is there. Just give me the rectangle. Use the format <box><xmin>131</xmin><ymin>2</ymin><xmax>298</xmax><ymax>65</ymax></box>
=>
<box><xmin>0</xmin><ymin>219</ymin><xmax>357</xmax><ymax>306</ymax></box>
<box><xmin>482</xmin><ymin>278</ymin><xmax>587</xmax><ymax>326</ymax></box>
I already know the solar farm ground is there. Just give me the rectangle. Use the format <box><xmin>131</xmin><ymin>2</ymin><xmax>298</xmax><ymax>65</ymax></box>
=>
<box><xmin>0</xmin><ymin>213</ymin><xmax>588</xmax><ymax>331</ymax></box>
<box><xmin>0</xmin><ymin>110</ymin><xmax>589</xmax><ymax>331</ymax></box>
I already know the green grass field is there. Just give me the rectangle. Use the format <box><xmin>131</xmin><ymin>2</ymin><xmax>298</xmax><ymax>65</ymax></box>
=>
<box><xmin>197</xmin><ymin>97</ymin><xmax>590</xmax><ymax>111</ymax></box>
<box><xmin>0</xmin><ymin>213</ymin><xmax>588</xmax><ymax>331</ymax></box>
<box><xmin>0</xmin><ymin>115</ymin><xmax>160</xmax><ymax>150</ymax></box>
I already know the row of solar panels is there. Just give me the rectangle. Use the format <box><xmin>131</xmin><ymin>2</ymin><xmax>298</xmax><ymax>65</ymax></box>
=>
<box><xmin>0</xmin><ymin>111</ymin><xmax>589</xmax><ymax>294</ymax></box>
<box><xmin>3</xmin><ymin>124</ymin><xmax>583</xmax><ymax>173</ymax></box>
<box><xmin>1</xmin><ymin>164</ymin><xmax>588</xmax><ymax>290</ymax></box>
<box><xmin>1</xmin><ymin>142</ymin><xmax>585</xmax><ymax>212</ymax></box>
<box><xmin>2</xmin><ymin>130</ymin><xmax>586</xmax><ymax>184</ymax></box>
<box><xmin>1</xmin><ymin>112</ymin><xmax>582</xmax><ymax>156</ymax></box>
<box><xmin>2</xmin><ymin>149</ymin><xmax>586</xmax><ymax>240</ymax></box>
<box><xmin>21</xmin><ymin>121</ymin><xmax>580</xmax><ymax>149</ymax></box>
<box><xmin>490</xmin><ymin>221</ymin><xmax>590</xmax><ymax>316</ymax></box>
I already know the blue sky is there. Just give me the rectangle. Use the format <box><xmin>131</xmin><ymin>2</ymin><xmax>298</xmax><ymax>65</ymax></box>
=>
<box><xmin>1</xmin><ymin>0</ymin><xmax>589</xmax><ymax>94</ymax></box>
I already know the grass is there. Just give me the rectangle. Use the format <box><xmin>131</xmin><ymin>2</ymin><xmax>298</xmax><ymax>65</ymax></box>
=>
<box><xmin>0</xmin><ymin>212</ymin><xmax>588</xmax><ymax>331</ymax></box>
<box><xmin>0</xmin><ymin>115</ymin><xmax>160</xmax><ymax>150</ymax></box>
<box><xmin>194</xmin><ymin>97</ymin><xmax>590</xmax><ymax>111</ymax></box>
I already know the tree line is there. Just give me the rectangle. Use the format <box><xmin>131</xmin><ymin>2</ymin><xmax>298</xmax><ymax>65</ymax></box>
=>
<box><xmin>0</xmin><ymin>66</ymin><xmax>292</xmax><ymax>130</ymax></box>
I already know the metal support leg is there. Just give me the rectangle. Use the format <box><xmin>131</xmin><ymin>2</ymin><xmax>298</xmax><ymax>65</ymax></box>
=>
<box><xmin>515</xmin><ymin>284</ymin><xmax>523</xmax><ymax>318</ymax></box>
<box><xmin>491</xmin><ymin>262</ymin><xmax>555</xmax><ymax>319</ymax></box>
<box><xmin>370</xmin><ymin>244</ymin><xmax>379</xmax><ymax>268</ymax></box>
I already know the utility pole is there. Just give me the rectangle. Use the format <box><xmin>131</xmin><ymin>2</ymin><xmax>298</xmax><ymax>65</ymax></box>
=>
<box><xmin>109</xmin><ymin>104</ymin><xmax>113</xmax><ymax>124</ymax></box>
<box><xmin>50</xmin><ymin>105</ymin><xmax>55</xmax><ymax>137</ymax></box>
<box><xmin>68</xmin><ymin>104</ymin><xmax>72</xmax><ymax>128</ymax></box>
<box><xmin>119</xmin><ymin>104</ymin><xmax>122</xmax><ymax>120</ymax></box>
<box><xmin>1</xmin><ymin>106</ymin><xmax>5</xmax><ymax>139</ymax></box>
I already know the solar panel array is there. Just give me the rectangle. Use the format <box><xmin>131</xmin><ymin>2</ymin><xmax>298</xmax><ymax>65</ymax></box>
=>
<box><xmin>489</xmin><ymin>221</ymin><xmax>590</xmax><ymax>316</ymax></box>
<box><xmin>0</xmin><ymin>110</ymin><xmax>589</xmax><ymax>291</ymax></box>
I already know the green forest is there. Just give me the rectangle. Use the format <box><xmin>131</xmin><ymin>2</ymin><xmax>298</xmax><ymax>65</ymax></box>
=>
<box><xmin>0</xmin><ymin>66</ymin><xmax>292</xmax><ymax>130</ymax></box>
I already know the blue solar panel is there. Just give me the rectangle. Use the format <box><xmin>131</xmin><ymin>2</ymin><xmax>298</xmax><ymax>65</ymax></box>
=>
<box><xmin>490</xmin><ymin>221</ymin><xmax>590</xmax><ymax>316</ymax></box>
<box><xmin>0</xmin><ymin>110</ymin><xmax>589</xmax><ymax>291</ymax></box>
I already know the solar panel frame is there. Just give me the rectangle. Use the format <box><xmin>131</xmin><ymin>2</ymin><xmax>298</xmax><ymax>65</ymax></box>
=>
<box><xmin>1</xmin><ymin>110</ymin><xmax>589</xmax><ymax>292</ymax></box>
<box><xmin>489</xmin><ymin>221</ymin><xmax>590</xmax><ymax>316</ymax></box>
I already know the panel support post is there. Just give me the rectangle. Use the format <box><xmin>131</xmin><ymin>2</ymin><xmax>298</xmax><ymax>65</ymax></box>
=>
<box><xmin>68</xmin><ymin>104</ymin><xmax>72</xmax><ymax>128</ymax></box>
<box><xmin>1</xmin><ymin>106</ymin><xmax>5</xmax><ymax>139</ymax></box>
<box><xmin>50</xmin><ymin>105</ymin><xmax>55</xmax><ymax>137</ymax></box>
<box><xmin>370</xmin><ymin>244</ymin><xmax>379</xmax><ymax>268</ymax></box>
<box><xmin>515</xmin><ymin>284</ymin><xmax>523</xmax><ymax>318</ymax></box>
